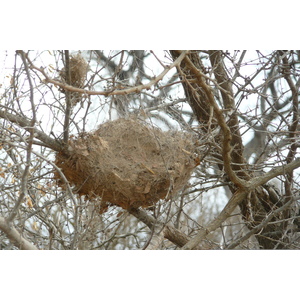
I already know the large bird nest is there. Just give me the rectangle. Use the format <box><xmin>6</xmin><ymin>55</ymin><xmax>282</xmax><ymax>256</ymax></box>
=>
<box><xmin>54</xmin><ymin>118</ymin><xmax>198</xmax><ymax>213</ymax></box>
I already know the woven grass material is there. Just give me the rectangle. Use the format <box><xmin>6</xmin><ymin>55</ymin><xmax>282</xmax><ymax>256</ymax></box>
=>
<box><xmin>59</xmin><ymin>53</ymin><xmax>89</xmax><ymax>106</ymax></box>
<box><xmin>55</xmin><ymin>118</ymin><xmax>198</xmax><ymax>213</ymax></box>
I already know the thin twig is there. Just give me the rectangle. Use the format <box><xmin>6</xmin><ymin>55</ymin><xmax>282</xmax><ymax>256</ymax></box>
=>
<box><xmin>226</xmin><ymin>198</ymin><xmax>295</xmax><ymax>249</ymax></box>
<box><xmin>22</xmin><ymin>50</ymin><xmax>189</xmax><ymax>97</ymax></box>
<box><xmin>63</xmin><ymin>50</ymin><xmax>71</xmax><ymax>145</ymax></box>
<box><xmin>181</xmin><ymin>157</ymin><xmax>300</xmax><ymax>250</ymax></box>
<box><xmin>180</xmin><ymin>190</ymin><xmax>248</xmax><ymax>250</ymax></box>
<box><xmin>7</xmin><ymin>51</ymin><xmax>36</xmax><ymax>223</ymax></box>
<box><xmin>0</xmin><ymin>109</ymin><xmax>63</xmax><ymax>152</ymax></box>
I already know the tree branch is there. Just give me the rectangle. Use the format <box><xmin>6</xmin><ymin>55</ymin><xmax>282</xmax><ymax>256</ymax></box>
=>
<box><xmin>177</xmin><ymin>52</ymin><xmax>249</xmax><ymax>187</ymax></box>
<box><xmin>181</xmin><ymin>157</ymin><xmax>300</xmax><ymax>250</ymax></box>
<box><xmin>63</xmin><ymin>50</ymin><xmax>71</xmax><ymax>145</ymax></box>
<box><xmin>248</xmin><ymin>157</ymin><xmax>300</xmax><ymax>188</ymax></box>
<box><xmin>0</xmin><ymin>217</ymin><xmax>38</xmax><ymax>250</ymax></box>
<box><xmin>226</xmin><ymin>198</ymin><xmax>295</xmax><ymax>249</ymax></box>
<box><xmin>0</xmin><ymin>110</ymin><xmax>63</xmax><ymax>152</ymax></box>
<box><xmin>7</xmin><ymin>51</ymin><xmax>36</xmax><ymax>223</ymax></box>
<box><xmin>128</xmin><ymin>208</ymin><xmax>204</xmax><ymax>249</ymax></box>
<box><xmin>181</xmin><ymin>190</ymin><xmax>247</xmax><ymax>250</ymax></box>
<box><xmin>278</xmin><ymin>50</ymin><xmax>299</xmax><ymax>207</ymax></box>
<box><xmin>21</xmin><ymin>50</ymin><xmax>189</xmax><ymax>97</ymax></box>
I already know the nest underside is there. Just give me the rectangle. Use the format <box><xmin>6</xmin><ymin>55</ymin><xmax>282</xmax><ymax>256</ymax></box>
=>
<box><xmin>55</xmin><ymin>118</ymin><xmax>198</xmax><ymax>213</ymax></box>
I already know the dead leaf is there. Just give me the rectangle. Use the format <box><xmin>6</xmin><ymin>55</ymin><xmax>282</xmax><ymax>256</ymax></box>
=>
<box><xmin>143</xmin><ymin>182</ymin><xmax>152</xmax><ymax>194</ymax></box>
<box><xmin>26</xmin><ymin>197</ymin><xmax>33</xmax><ymax>208</ymax></box>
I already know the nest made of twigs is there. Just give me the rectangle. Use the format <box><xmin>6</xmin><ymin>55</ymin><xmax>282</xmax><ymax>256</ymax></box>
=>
<box><xmin>54</xmin><ymin>118</ymin><xmax>198</xmax><ymax>213</ymax></box>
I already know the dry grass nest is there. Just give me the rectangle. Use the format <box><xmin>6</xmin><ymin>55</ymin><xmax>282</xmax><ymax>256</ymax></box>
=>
<box><xmin>54</xmin><ymin>118</ymin><xmax>199</xmax><ymax>213</ymax></box>
<box><xmin>59</xmin><ymin>53</ymin><xmax>89</xmax><ymax>106</ymax></box>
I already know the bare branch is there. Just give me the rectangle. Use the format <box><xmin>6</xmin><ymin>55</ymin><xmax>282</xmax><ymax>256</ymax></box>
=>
<box><xmin>0</xmin><ymin>217</ymin><xmax>38</xmax><ymax>250</ymax></box>
<box><xmin>248</xmin><ymin>158</ymin><xmax>300</xmax><ymax>188</ymax></box>
<box><xmin>226</xmin><ymin>198</ymin><xmax>295</xmax><ymax>249</ymax></box>
<box><xmin>128</xmin><ymin>208</ymin><xmax>203</xmax><ymax>249</ymax></box>
<box><xmin>181</xmin><ymin>157</ymin><xmax>300</xmax><ymax>250</ymax></box>
<box><xmin>22</xmin><ymin>50</ymin><xmax>189</xmax><ymax>97</ymax></box>
<box><xmin>181</xmin><ymin>190</ymin><xmax>247</xmax><ymax>250</ymax></box>
<box><xmin>1</xmin><ymin>50</ymin><xmax>299</xmax><ymax>250</ymax></box>
<box><xmin>0</xmin><ymin>110</ymin><xmax>63</xmax><ymax>152</ymax></box>
<box><xmin>178</xmin><ymin>52</ymin><xmax>249</xmax><ymax>187</ymax></box>
<box><xmin>7</xmin><ymin>51</ymin><xmax>36</xmax><ymax>223</ymax></box>
<box><xmin>63</xmin><ymin>50</ymin><xmax>71</xmax><ymax>145</ymax></box>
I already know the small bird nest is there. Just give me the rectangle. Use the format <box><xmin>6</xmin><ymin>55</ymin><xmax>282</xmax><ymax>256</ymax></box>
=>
<box><xmin>59</xmin><ymin>52</ymin><xmax>89</xmax><ymax>106</ymax></box>
<box><xmin>54</xmin><ymin>118</ymin><xmax>198</xmax><ymax>213</ymax></box>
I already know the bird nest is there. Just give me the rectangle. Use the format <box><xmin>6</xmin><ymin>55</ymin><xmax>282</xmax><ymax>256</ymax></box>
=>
<box><xmin>54</xmin><ymin>118</ymin><xmax>198</xmax><ymax>213</ymax></box>
<box><xmin>59</xmin><ymin>53</ymin><xmax>88</xmax><ymax>88</ymax></box>
<box><xmin>59</xmin><ymin>53</ymin><xmax>89</xmax><ymax>106</ymax></box>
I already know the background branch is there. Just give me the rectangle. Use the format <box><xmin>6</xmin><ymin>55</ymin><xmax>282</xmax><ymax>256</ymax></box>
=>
<box><xmin>63</xmin><ymin>50</ymin><xmax>71</xmax><ymax>145</ymax></box>
<box><xmin>7</xmin><ymin>51</ymin><xmax>36</xmax><ymax>223</ymax></box>
<box><xmin>0</xmin><ymin>217</ymin><xmax>38</xmax><ymax>250</ymax></box>
<box><xmin>0</xmin><ymin>110</ymin><xmax>63</xmax><ymax>152</ymax></box>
